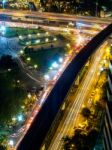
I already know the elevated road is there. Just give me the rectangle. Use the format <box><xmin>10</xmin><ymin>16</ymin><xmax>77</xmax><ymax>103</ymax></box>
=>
<box><xmin>48</xmin><ymin>42</ymin><xmax>108</xmax><ymax>150</ymax></box>
<box><xmin>17</xmin><ymin>24</ymin><xmax>112</xmax><ymax>150</ymax></box>
<box><xmin>0</xmin><ymin>15</ymin><xmax>102</xmax><ymax>149</ymax></box>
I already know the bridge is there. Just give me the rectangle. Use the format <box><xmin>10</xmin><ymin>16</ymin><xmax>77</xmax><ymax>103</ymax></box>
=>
<box><xmin>16</xmin><ymin>23</ymin><xmax>112</xmax><ymax>150</ymax></box>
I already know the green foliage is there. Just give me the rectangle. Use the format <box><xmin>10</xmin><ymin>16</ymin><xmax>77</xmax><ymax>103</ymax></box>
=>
<box><xmin>0</xmin><ymin>145</ymin><xmax>6</xmax><ymax>150</ymax></box>
<box><xmin>41</xmin><ymin>0</ymin><xmax>112</xmax><ymax>15</ymax></box>
<box><xmin>81</xmin><ymin>107</ymin><xmax>91</xmax><ymax>118</ymax></box>
<box><xmin>2</xmin><ymin>27</ymin><xmax>43</xmax><ymax>38</ymax></box>
<box><xmin>23</xmin><ymin>47</ymin><xmax>65</xmax><ymax>72</ymax></box>
<box><xmin>63</xmin><ymin>128</ymin><xmax>99</xmax><ymax>150</ymax></box>
<box><xmin>0</xmin><ymin>55</ymin><xmax>18</xmax><ymax>70</ymax></box>
<box><xmin>0</xmin><ymin>55</ymin><xmax>26</xmax><ymax>125</ymax></box>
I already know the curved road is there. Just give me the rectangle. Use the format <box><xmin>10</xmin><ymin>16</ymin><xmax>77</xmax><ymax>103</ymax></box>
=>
<box><xmin>47</xmin><ymin>42</ymin><xmax>108</xmax><ymax>150</ymax></box>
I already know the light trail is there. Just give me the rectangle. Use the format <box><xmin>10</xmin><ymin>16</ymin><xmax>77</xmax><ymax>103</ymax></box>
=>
<box><xmin>48</xmin><ymin>42</ymin><xmax>108</xmax><ymax>150</ymax></box>
<box><xmin>3</xmin><ymin>15</ymin><xmax>103</xmax><ymax>149</ymax></box>
<box><xmin>0</xmin><ymin>9</ymin><xmax>111</xmax><ymax>24</ymax></box>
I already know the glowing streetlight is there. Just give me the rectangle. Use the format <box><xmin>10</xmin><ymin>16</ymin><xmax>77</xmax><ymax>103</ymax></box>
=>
<box><xmin>53</xmin><ymin>37</ymin><xmax>57</xmax><ymax>41</ymax></box>
<box><xmin>27</xmin><ymin>93</ymin><xmax>31</xmax><ymax>98</ymax></box>
<box><xmin>27</xmin><ymin>57</ymin><xmax>31</xmax><ymax>61</ymax></box>
<box><xmin>28</xmin><ymin>34</ymin><xmax>31</xmax><ymax>38</ymax></box>
<box><xmin>34</xmin><ymin>64</ymin><xmax>38</xmax><ymax>69</ymax></box>
<box><xmin>44</xmin><ymin>74</ymin><xmax>50</xmax><ymax>80</ymax></box>
<box><xmin>8</xmin><ymin>68</ymin><xmax>11</xmax><ymax>72</ymax></box>
<box><xmin>17</xmin><ymin>114</ymin><xmax>23</xmax><ymax>122</ymax></box>
<box><xmin>17</xmin><ymin>80</ymin><xmax>20</xmax><ymax>83</ymax></box>
<box><xmin>2</xmin><ymin>0</ymin><xmax>6</xmax><ymax>4</ymax></box>
<box><xmin>37</xmin><ymin>33</ymin><xmax>40</xmax><ymax>36</ymax></box>
<box><xmin>1</xmin><ymin>25</ymin><xmax>6</xmax><ymax>31</ymax></box>
<box><xmin>100</xmin><ymin>67</ymin><xmax>104</xmax><ymax>71</ymax></box>
<box><xmin>59</xmin><ymin>57</ymin><xmax>63</xmax><ymax>63</ymax></box>
<box><xmin>46</xmin><ymin>32</ymin><xmax>49</xmax><ymax>35</ymax></box>
<box><xmin>45</xmin><ymin>38</ymin><xmax>49</xmax><ymax>42</ymax></box>
<box><xmin>52</xmin><ymin>62</ymin><xmax>59</xmax><ymax>68</ymax></box>
<box><xmin>26</xmin><ymin>41</ymin><xmax>31</xmax><ymax>45</ymax></box>
<box><xmin>0</xmin><ymin>25</ymin><xmax>6</xmax><ymax>35</ymax></box>
<box><xmin>21</xmin><ymin>105</ymin><xmax>25</xmax><ymax>109</ymax></box>
<box><xmin>12</xmin><ymin>117</ymin><xmax>16</xmax><ymax>121</ymax></box>
<box><xmin>20</xmin><ymin>50</ymin><xmax>24</xmax><ymax>54</ymax></box>
<box><xmin>35</xmin><ymin>39</ymin><xmax>40</xmax><ymax>44</ymax></box>
<box><xmin>66</xmin><ymin>43</ymin><xmax>70</xmax><ymax>48</ymax></box>
<box><xmin>9</xmin><ymin>140</ymin><xmax>14</xmax><ymax>146</ymax></box>
<box><xmin>49</xmin><ymin>67</ymin><xmax>53</xmax><ymax>70</ymax></box>
<box><xmin>19</xmin><ymin>35</ymin><xmax>23</xmax><ymax>40</ymax></box>
<box><xmin>2</xmin><ymin>0</ymin><xmax>7</xmax><ymax>9</ymax></box>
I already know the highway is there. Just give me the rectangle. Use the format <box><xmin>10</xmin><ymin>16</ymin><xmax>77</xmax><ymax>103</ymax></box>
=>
<box><xmin>7</xmin><ymin>23</ymin><xmax>101</xmax><ymax>150</ymax></box>
<box><xmin>47</xmin><ymin>42</ymin><xmax>108</xmax><ymax>150</ymax></box>
<box><xmin>18</xmin><ymin>21</ymin><xmax>112</xmax><ymax>150</ymax></box>
<box><xmin>14</xmin><ymin>28</ymin><xmax>94</xmax><ymax>150</ymax></box>
<box><xmin>0</xmin><ymin>11</ymin><xmax>106</xmax><ymax>149</ymax></box>
<box><xmin>0</xmin><ymin>9</ymin><xmax>111</xmax><ymax>25</ymax></box>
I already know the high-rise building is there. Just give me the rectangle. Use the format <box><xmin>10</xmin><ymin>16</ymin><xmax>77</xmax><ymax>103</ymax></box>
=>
<box><xmin>103</xmin><ymin>60</ymin><xmax>112</xmax><ymax>150</ymax></box>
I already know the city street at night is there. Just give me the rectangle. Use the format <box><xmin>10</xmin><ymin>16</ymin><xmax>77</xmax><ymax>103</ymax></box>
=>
<box><xmin>0</xmin><ymin>1</ymin><xmax>112</xmax><ymax>150</ymax></box>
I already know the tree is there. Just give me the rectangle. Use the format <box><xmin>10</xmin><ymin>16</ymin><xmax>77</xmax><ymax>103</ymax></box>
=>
<box><xmin>72</xmin><ymin>129</ymin><xmax>89</xmax><ymax>150</ymax></box>
<box><xmin>86</xmin><ymin>129</ymin><xmax>99</xmax><ymax>148</ymax></box>
<box><xmin>0</xmin><ymin>55</ymin><xmax>27</xmax><ymax>125</ymax></box>
<box><xmin>81</xmin><ymin>107</ymin><xmax>91</xmax><ymax>118</ymax></box>
<box><xmin>0</xmin><ymin>145</ymin><xmax>6</xmax><ymax>150</ymax></box>
<box><xmin>62</xmin><ymin>136</ymin><xmax>72</xmax><ymax>150</ymax></box>
<box><xmin>0</xmin><ymin>55</ymin><xmax>18</xmax><ymax>70</ymax></box>
<box><xmin>95</xmin><ymin>101</ymin><xmax>103</xmax><ymax>113</ymax></box>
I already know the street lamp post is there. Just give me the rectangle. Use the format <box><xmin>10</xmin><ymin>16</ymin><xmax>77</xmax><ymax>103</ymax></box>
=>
<box><xmin>95</xmin><ymin>0</ymin><xmax>98</xmax><ymax>17</ymax></box>
<box><xmin>2</xmin><ymin>0</ymin><xmax>6</xmax><ymax>9</ymax></box>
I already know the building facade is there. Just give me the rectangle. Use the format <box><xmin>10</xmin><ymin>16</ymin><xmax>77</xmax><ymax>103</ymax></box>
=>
<box><xmin>103</xmin><ymin>60</ymin><xmax>112</xmax><ymax>150</ymax></box>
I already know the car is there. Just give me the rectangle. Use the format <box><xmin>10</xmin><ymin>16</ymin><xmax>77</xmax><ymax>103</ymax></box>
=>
<box><xmin>31</xmin><ymin>86</ymin><xmax>37</xmax><ymax>92</ymax></box>
<box><xmin>38</xmin><ymin>86</ymin><xmax>44</xmax><ymax>91</ymax></box>
<box><xmin>28</xmin><ymin>66</ymin><xmax>33</xmax><ymax>70</ymax></box>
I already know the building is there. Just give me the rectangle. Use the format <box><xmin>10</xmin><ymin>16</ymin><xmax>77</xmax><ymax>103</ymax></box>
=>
<box><xmin>103</xmin><ymin>60</ymin><xmax>112</xmax><ymax>150</ymax></box>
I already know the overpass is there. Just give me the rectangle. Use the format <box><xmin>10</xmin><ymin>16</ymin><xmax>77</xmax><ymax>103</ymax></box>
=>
<box><xmin>17</xmin><ymin>23</ymin><xmax>112</xmax><ymax>150</ymax></box>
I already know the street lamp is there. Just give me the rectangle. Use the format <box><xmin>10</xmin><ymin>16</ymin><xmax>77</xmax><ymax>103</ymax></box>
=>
<box><xmin>27</xmin><ymin>93</ymin><xmax>31</xmax><ymax>98</ymax></box>
<box><xmin>52</xmin><ymin>62</ymin><xmax>59</xmax><ymax>68</ymax></box>
<box><xmin>27</xmin><ymin>57</ymin><xmax>31</xmax><ymax>61</ymax></box>
<box><xmin>2</xmin><ymin>0</ymin><xmax>6</xmax><ymax>9</ymax></box>
<box><xmin>95</xmin><ymin>0</ymin><xmax>98</xmax><ymax>17</ymax></box>
<box><xmin>0</xmin><ymin>25</ymin><xmax>6</xmax><ymax>35</ymax></box>
<box><xmin>20</xmin><ymin>50</ymin><xmax>24</xmax><ymax>55</ymax></box>
<box><xmin>59</xmin><ymin>57</ymin><xmax>63</xmax><ymax>63</ymax></box>
<box><xmin>45</xmin><ymin>38</ymin><xmax>49</xmax><ymax>42</ymax></box>
<box><xmin>53</xmin><ymin>37</ymin><xmax>57</xmax><ymax>41</ymax></box>
<box><xmin>34</xmin><ymin>64</ymin><xmax>38</xmax><ymax>69</ymax></box>
<box><xmin>46</xmin><ymin>32</ymin><xmax>49</xmax><ymax>35</ymax></box>
<box><xmin>44</xmin><ymin>74</ymin><xmax>50</xmax><ymax>80</ymax></box>
<box><xmin>9</xmin><ymin>140</ymin><xmax>14</xmax><ymax>146</ymax></box>
<box><xmin>17</xmin><ymin>114</ymin><xmax>23</xmax><ymax>122</ymax></box>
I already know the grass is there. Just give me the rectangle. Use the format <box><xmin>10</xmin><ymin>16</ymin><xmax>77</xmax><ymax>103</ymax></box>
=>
<box><xmin>2</xmin><ymin>27</ymin><xmax>44</xmax><ymax>38</ymax></box>
<box><xmin>19</xmin><ymin>36</ymin><xmax>57</xmax><ymax>46</ymax></box>
<box><xmin>23</xmin><ymin>47</ymin><xmax>65</xmax><ymax>72</ymax></box>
